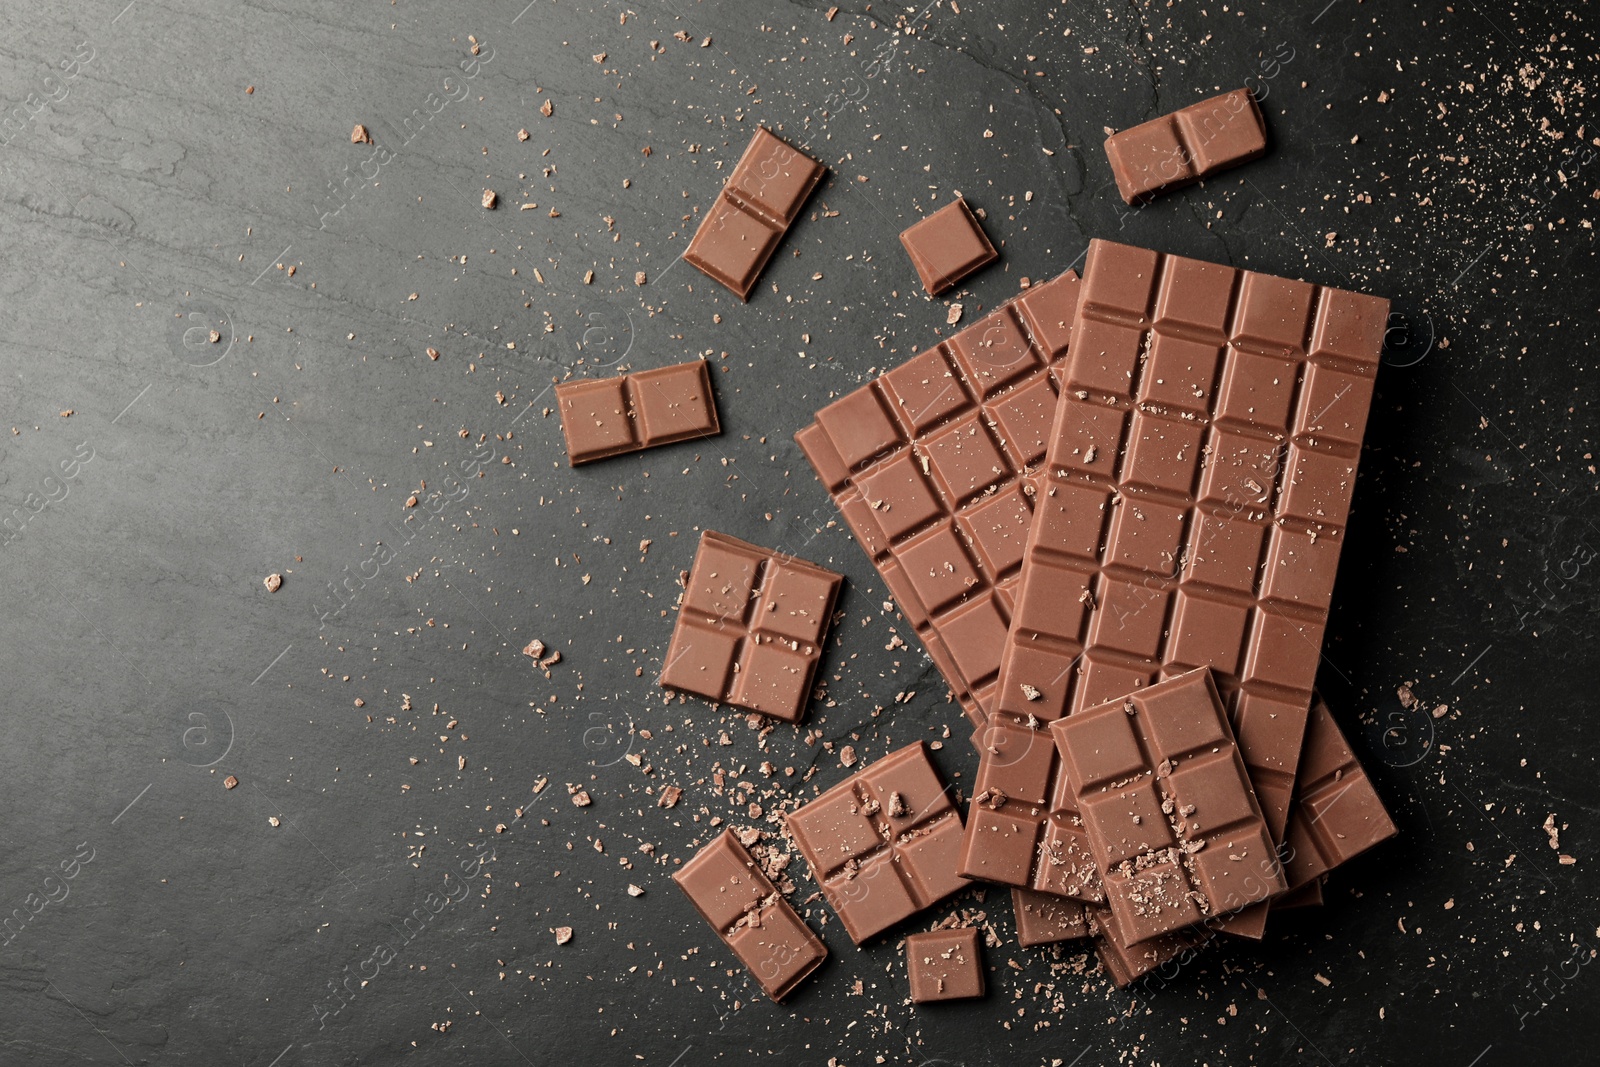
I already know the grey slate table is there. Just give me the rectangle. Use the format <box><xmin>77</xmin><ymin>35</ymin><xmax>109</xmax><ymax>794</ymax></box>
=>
<box><xmin>0</xmin><ymin>1</ymin><xmax>1594</xmax><ymax>1064</ymax></box>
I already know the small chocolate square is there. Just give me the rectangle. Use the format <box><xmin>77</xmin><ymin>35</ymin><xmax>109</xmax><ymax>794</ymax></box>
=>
<box><xmin>899</xmin><ymin>197</ymin><xmax>998</xmax><ymax>296</ymax></box>
<box><xmin>906</xmin><ymin>928</ymin><xmax>985</xmax><ymax>1003</ymax></box>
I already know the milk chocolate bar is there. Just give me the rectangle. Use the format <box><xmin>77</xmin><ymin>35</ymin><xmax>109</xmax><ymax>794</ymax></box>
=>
<box><xmin>660</xmin><ymin>531</ymin><xmax>842</xmax><ymax>722</ymax></box>
<box><xmin>993</xmin><ymin>238</ymin><xmax>1388</xmax><ymax>840</ymax></box>
<box><xmin>685</xmin><ymin>127</ymin><xmax>825</xmax><ymax>300</ymax></box>
<box><xmin>672</xmin><ymin>830</ymin><xmax>827</xmax><ymax>1001</ymax></box>
<box><xmin>556</xmin><ymin>359</ymin><xmax>720</xmax><ymax>465</ymax></box>
<box><xmin>1104</xmin><ymin>89</ymin><xmax>1267</xmax><ymax>205</ymax></box>
<box><xmin>785</xmin><ymin>742</ymin><xmax>967</xmax><ymax>944</ymax></box>
<box><xmin>795</xmin><ymin>270</ymin><xmax>1082</xmax><ymax>729</ymax></box>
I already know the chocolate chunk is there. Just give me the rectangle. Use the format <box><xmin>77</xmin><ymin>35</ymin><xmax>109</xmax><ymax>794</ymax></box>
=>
<box><xmin>795</xmin><ymin>269</ymin><xmax>1084</xmax><ymax>728</ymax></box>
<box><xmin>786</xmin><ymin>742</ymin><xmax>967</xmax><ymax>944</ymax></box>
<box><xmin>672</xmin><ymin>830</ymin><xmax>827</xmax><ymax>1002</ymax></box>
<box><xmin>685</xmin><ymin>128</ymin><xmax>825</xmax><ymax>300</ymax></box>
<box><xmin>1089</xmin><ymin>902</ymin><xmax>1211</xmax><ymax>988</ymax></box>
<box><xmin>899</xmin><ymin>197</ymin><xmax>997</xmax><ymax>296</ymax></box>
<box><xmin>556</xmin><ymin>359</ymin><xmax>720</xmax><ymax>465</ymax></box>
<box><xmin>659</xmin><ymin>531</ymin><xmax>843</xmax><ymax>722</ymax></box>
<box><xmin>1280</xmin><ymin>694</ymin><xmax>1399</xmax><ymax>892</ymax></box>
<box><xmin>1052</xmin><ymin>669</ymin><xmax>1286</xmax><ymax>946</ymax></box>
<box><xmin>1104</xmin><ymin>89</ymin><xmax>1267</xmax><ymax>205</ymax></box>
<box><xmin>906</xmin><ymin>927</ymin><xmax>985</xmax><ymax>1002</ymax></box>
<box><xmin>1012</xmin><ymin>887</ymin><xmax>1091</xmax><ymax>948</ymax></box>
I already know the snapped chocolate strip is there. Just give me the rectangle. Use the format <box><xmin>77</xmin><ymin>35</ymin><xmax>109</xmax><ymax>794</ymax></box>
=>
<box><xmin>685</xmin><ymin>127</ymin><xmax>826</xmax><ymax>300</ymax></box>
<box><xmin>1104</xmin><ymin>89</ymin><xmax>1267</xmax><ymax>205</ymax></box>
<box><xmin>795</xmin><ymin>269</ymin><xmax>1083</xmax><ymax>729</ymax></box>
<box><xmin>660</xmin><ymin>531</ymin><xmax>843</xmax><ymax>723</ymax></box>
<box><xmin>556</xmin><ymin>359</ymin><xmax>721</xmax><ymax>465</ymax></box>
<box><xmin>672</xmin><ymin>830</ymin><xmax>827</xmax><ymax>1002</ymax></box>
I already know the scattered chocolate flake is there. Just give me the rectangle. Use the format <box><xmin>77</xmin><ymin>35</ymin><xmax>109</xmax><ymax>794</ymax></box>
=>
<box><xmin>482</xmin><ymin>189</ymin><xmax>498</xmax><ymax>210</ymax></box>
<box><xmin>540</xmin><ymin>98</ymin><xmax>553</xmax><ymax>117</ymax></box>
<box><xmin>658</xmin><ymin>785</ymin><xmax>682</xmax><ymax>808</ymax></box>
<box><xmin>263</xmin><ymin>573</ymin><xmax>282</xmax><ymax>593</ymax></box>
<box><xmin>1020</xmin><ymin>683</ymin><xmax>1042</xmax><ymax>702</ymax></box>
<box><xmin>350</xmin><ymin>124</ymin><xmax>372</xmax><ymax>145</ymax></box>
<box><xmin>522</xmin><ymin>639</ymin><xmax>546</xmax><ymax>660</ymax></box>
<box><xmin>571</xmin><ymin>791</ymin><xmax>592</xmax><ymax>807</ymax></box>
<box><xmin>517</xmin><ymin>128</ymin><xmax>530</xmax><ymax>141</ymax></box>
<box><xmin>554</xmin><ymin>926</ymin><xmax>573</xmax><ymax>945</ymax></box>
<box><xmin>839</xmin><ymin>745</ymin><xmax>857</xmax><ymax>768</ymax></box>
<box><xmin>223</xmin><ymin>776</ymin><xmax>238</xmax><ymax>790</ymax></box>
<box><xmin>627</xmin><ymin>884</ymin><xmax>645</xmax><ymax>897</ymax></box>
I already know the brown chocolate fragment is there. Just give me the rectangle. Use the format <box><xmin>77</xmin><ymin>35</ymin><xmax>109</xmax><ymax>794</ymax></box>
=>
<box><xmin>672</xmin><ymin>830</ymin><xmax>827</xmax><ymax>1002</ymax></box>
<box><xmin>1280</xmin><ymin>695</ymin><xmax>1399</xmax><ymax>892</ymax></box>
<box><xmin>906</xmin><ymin>927</ymin><xmax>985</xmax><ymax>1002</ymax></box>
<box><xmin>899</xmin><ymin>197</ymin><xmax>998</xmax><ymax>296</ymax></box>
<box><xmin>786</xmin><ymin>742</ymin><xmax>967</xmax><ymax>944</ymax></box>
<box><xmin>1052</xmin><ymin>669</ymin><xmax>1286</xmax><ymax>946</ymax></box>
<box><xmin>1104</xmin><ymin>89</ymin><xmax>1266</xmax><ymax>205</ymax></box>
<box><xmin>556</xmin><ymin>359</ymin><xmax>720</xmax><ymax>465</ymax></box>
<box><xmin>660</xmin><ymin>531</ymin><xmax>843</xmax><ymax>722</ymax></box>
<box><xmin>1012</xmin><ymin>887</ymin><xmax>1092</xmax><ymax>948</ymax></box>
<box><xmin>685</xmin><ymin>128</ymin><xmax>825</xmax><ymax>300</ymax></box>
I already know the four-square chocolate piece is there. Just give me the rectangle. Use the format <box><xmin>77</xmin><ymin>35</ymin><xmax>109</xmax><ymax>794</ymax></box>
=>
<box><xmin>672</xmin><ymin>830</ymin><xmax>827</xmax><ymax>1002</ymax></box>
<box><xmin>906</xmin><ymin>927</ymin><xmax>986</xmax><ymax>1002</ymax></box>
<box><xmin>786</xmin><ymin>742</ymin><xmax>968</xmax><ymax>943</ymax></box>
<box><xmin>1052</xmin><ymin>669</ymin><xmax>1286</xmax><ymax>945</ymax></box>
<box><xmin>1104</xmin><ymin>89</ymin><xmax>1267</xmax><ymax>204</ymax></box>
<box><xmin>660</xmin><ymin>531</ymin><xmax>842</xmax><ymax>722</ymax></box>
<box><xmin>556</xmin><ymin>359</ymin><xmax>720</xmax><ymax>465</ymax></box>
<box><xmin>899</xmin><ymin>196</ymin><xmax>998</xmax><ymax>296</ymax></box>
<box><xmin>685</xmin><ymin>127</ymin><xmax>826</xmax><ymax>300</ymax></box>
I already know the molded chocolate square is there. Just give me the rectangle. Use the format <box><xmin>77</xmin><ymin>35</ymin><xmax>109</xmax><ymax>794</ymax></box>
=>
<box><xmin>906</xmin><ymin>927</ymin><xmax>985</xmax><ymax>1002</ymax></box>
<box><xmin>1012</xmin><ymin>888</ymin><xmax>1091</xmax><ymax>947</ymax></box>
<box><xmin>661</xmin><ymin>532</ymin><xmax>841</xmax><ymax>723</ymax></box>
<box><xmin>786</xmin><ymin>743</ymin><xmax>968</xmax><ymax>944</ymax></box>
<box><xmin>557</xmin><ymin>360</ymin><xmax>720</xmax><ymax>465</ymax></box>
<box><xmin>1105</xmin><ymin>89</ymin><xmax>1266</xmax><ymax>205</ymax></box>
<box><xmin>686</xmin><ymin>128</ymin><xmax>824</xmax><ymax>300</ymax></box>
<box><xmin>673</xmin><ymin>831</ymin><xmax>827</xmax><ymax>1002</ymax></box>
<box><xmin>1280</xmin><ymin>695</ymin><xmax>1398</xmax><ymax>892</ymax></box>
<box><xmin>900</xmin><ymin>197</ymin><xmax>998</xmax><ymax>296</ymax></box>
<box><xmin>795</xmin><ymin>270</ymin><xmax>1083</xmax><ymax>726</ymax></box>
<box><xmin>1052</xmin><ymin>670</ymin><xmax>1285</xmax><ymax>945</ymax></box>
<box><xmin>1091</xmin><ymin>903</ymin><xmax>1212</xmax><ymax>988</ymax></box>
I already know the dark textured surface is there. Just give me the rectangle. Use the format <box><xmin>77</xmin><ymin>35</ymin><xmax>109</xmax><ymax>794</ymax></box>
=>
<box><xmin>0</xmin><ymin>2</ymin><xmax>1594</xmax><ymax>1065</ymax></box>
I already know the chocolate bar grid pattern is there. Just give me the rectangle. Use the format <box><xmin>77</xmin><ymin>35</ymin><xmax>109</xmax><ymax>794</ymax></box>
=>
<box><xmin>1105</xmin><ymin>89</ymin><xmax>1267</xmax><ymax>205</ymax></box>
<box><xmin>660</xmin><ymin>532</ymin><xmax>842</xmax><ymax>723</ymax></box>
<box><xmin>958</xmin><ymin>714</ymin><xmax>1101</xmax><ymax>903</ymax></box>
<box><xmin>684</xmin><ymin>127</ymin><xmax>825</xmax><ymax>300</ymax></box>
<box><xmin>994</xmin><ymin>239</ymin><xmax>1389</xmax><ymax>836</ymax></box>
<box><xmin>556</xmin><ymin>360</ymin><xmax>720</xmax><ymax>465</ymax></box>
<box><xmin>795</xmin><ymin>269</ymin><xmax>1082</xmax><ymax>730</ymax></box>
<box><xmin>1052</xmin><ymin>670</ymin><xmax>1286</xmax><ymax>945</ymax></box>
<box><xmin>1281</xmin><ymin>696</ymin><xmax>1398</xmax><ymax>891</ymax></box>
<box><xmin>672</xmin><ymin>830</ymin><xmax>827</xmax><ymax>1002</ymax></box>
<box><xmin>785</xmin><ymin>742</ymin><xmax>968</xmax><ymax>944</ymax></box>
